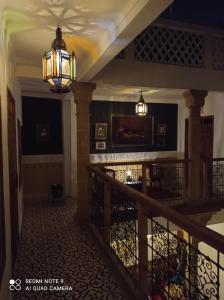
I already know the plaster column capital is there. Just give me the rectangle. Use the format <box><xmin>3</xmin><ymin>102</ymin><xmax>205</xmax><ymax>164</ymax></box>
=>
<box><xmin>71</xmin><ymin>82</ymin><xmax>96</xmax><ymax>104</ymax></box>
<box><xmin>183</xmin><ymin>90</ymin><xmax>207</xmax><ymax>110</ymax></box>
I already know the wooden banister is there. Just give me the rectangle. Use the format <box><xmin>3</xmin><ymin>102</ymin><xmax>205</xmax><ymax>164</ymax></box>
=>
<box><xmin>88</xmin><ymin>164</ymin><xmax>224</xmax><ymax>254</ymax></box>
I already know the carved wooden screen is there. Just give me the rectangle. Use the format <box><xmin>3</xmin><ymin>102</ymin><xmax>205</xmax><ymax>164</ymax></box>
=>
<box><xmin>0</xmin><ymin>96</ymin><xmax>6</xmax><ymax>284</ymax></box>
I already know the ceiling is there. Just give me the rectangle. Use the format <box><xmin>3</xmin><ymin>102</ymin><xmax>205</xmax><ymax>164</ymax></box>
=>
<box><xmin>1</xmin><ymin>0</ymin><xmax>179</xmax><ymax>100</ymax></box>
<box><xmin>3</xmin><ymin>0</ymin><xmax>224</xmax><ymax>101</ymax></box>
<box><xmin>2</xmin><ymin>0</ymin><xmax>198</xmax><ymax>102</ymax></box>
<box><xmin>2</xmin><ymin>0</ymin><xmax>173</xmax><ymax>81</ymax></box>
<box><xmin>20</xmin><ymin>78</ymin><xmax>184</xmax><ymax>103</ymax></box>
<box><xmin>7</xmin><ymin>0</ymin><xmax>222</xmax><ymax>101</ymax></box>
<box><xmin>7</xmin><ymin>0</ymin><xmax>136</xmax><ymax>65</ymax></box>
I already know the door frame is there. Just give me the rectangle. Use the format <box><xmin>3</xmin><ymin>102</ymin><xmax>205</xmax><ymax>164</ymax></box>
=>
<box><xmin>7</xmin><ymin>87</ymin><xmax>19</xmax><ymax>265</ymax></box>
<box><xmin>0</xmin><ymin>96</ymin><xmax>6</xmax><ymax>284</ymax></box>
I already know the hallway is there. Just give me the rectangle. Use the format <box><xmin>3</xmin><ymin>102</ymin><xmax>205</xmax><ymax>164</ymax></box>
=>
<box><xmin>12</xmin><ymin>198</ymin><xmax>127</xmax><ymax>299</ymax></box>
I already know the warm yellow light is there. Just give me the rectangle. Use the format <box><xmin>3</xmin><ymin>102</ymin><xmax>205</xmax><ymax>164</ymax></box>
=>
<box><xmin>42</xmin><ymin>26</ymin><xmax>76</xmax><ymax>93</ymax></box>
<box><xmin>135</xmin><ymin>91</ymin><xmax>148</xmax><ymax>116</ymax></box>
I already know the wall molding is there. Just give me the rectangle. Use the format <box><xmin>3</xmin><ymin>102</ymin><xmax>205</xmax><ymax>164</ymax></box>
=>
<box><xmin>90</xmin><ymin>151</ymin><xmax>184</xmax><ymax>163</ymax></box>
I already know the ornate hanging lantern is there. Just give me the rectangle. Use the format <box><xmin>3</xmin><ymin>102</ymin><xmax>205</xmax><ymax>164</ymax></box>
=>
<box><xmin>135</xmin><ymin>91</ymin><xmax>148</xmax><ymax>116</ymax></box>
<box><xmin>42</xmin><ymin>26</ymin><xmax>76</xmax><ymax>93</ymax></box>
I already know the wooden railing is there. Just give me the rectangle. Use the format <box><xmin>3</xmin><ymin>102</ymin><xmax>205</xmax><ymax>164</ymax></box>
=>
<box><xmin>88</xmin><ymin>164</ymin><xmax>224</xmax><ymax>300</ymax></box>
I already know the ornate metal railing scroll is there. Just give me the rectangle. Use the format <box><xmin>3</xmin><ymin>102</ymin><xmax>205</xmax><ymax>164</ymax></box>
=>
<box><xmin>111</xmin><ymin>189</ymin><xmax>138</xmax><ymax>283</ymax></box>
<box><xmin>88</xmin><ymin>164</ymin><xmax>224</xmax><ymax>300</ymax></box>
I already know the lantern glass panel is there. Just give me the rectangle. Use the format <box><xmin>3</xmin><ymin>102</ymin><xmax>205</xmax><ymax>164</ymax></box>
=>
<box><xmin>46</xmin><ymin>56</ymin><xmax>51</xmax><ymax>77</ymax></box>
<box><xmin>61</xmin><ymin>78</ymin><xmax>70</xmax><ymax>86</ymax></box>
<box><xmin>62</xmin><ymin>57</ymin><xmax>70</xmax><ymax>76</ymax></box>
<box><xmin>48</xmin><ymin>78</ymin><xmax>54</xmax><ymax>86</ymax></box>
<box><xmin>71</xmin><ymin>56</ymin><xmax>76</xmax><ymax>79</ymax></box>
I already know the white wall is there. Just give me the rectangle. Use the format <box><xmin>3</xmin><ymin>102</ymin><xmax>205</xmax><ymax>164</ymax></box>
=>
<box><xmin>177</xmin><ymin>91</ymin><xmax>224</xmax><ymax>158</ymax></box>
<box><xmin>70</xmin><ymin>95</ymin><xmax>77</xmax><ymax>200</ymax></box>
<box><xmin>0</xmin><ymin>26</ymin><xmax>22</xmax><ymax>300</ymax></box>
<box><xmin>62</xmin><ymin>98</ymin><xmax>72</xmax><ymax>198</ymax></box>
<box><xmin>202</xmin><ymin>92</ymin><xmax>224</xmax><ymax>158</ymax></box>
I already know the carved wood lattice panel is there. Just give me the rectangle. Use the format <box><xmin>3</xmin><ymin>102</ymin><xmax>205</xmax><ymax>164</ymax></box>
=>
<box><xmin>134</xmin><ymin>25</ymin><xmax>206</xmax><ymax>68</ymax></box>
<box><xmin>212</xmin><ymin>37</ymin><xmax>224</xmax><ymax>70</ymax></box>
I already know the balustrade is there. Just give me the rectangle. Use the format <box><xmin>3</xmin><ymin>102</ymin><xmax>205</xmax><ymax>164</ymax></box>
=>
<box><xmin>88</xmin><ymin>164</ymin><xmax>224</xmax><ymax>300</ymax></box>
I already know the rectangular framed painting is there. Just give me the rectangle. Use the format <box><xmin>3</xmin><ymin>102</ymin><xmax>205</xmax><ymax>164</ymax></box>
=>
<box><xmin>111</xmin><ymin>115</ymin><xmax>154</xmax><ymax>147</ymax></box>
<box><xmin>36</xmin><ymin>124</ymin><xmax>50</xmax><ymax>143</ymax></box>
<box><xmin>96</xmin><ymin>141</ymin><xmax>106</xmax><ymax>150</ymax></box>
<box><xmin>158</xmin><ymin>123</ymin><xmax>167</xmax><ymax>136</ymax></box>
<box><xmin>95</xmin><ymin>123</ymin><xmax>107</xmax><ymax>140</ymax></box>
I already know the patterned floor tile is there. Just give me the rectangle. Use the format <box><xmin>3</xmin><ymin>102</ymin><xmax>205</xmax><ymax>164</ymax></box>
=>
<box><xmin>12</xmin><ymin>199</ymin><xmax>127</xmax><ymax>300</ymax></box>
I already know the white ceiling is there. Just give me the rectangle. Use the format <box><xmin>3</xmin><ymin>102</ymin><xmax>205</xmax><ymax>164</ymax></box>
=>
<box><xmin>3</xmin><ymin>0</ymin><xmax>173</xmax><ymax>77</ymax></box>
<box><xmin>93</xmin><ymin>84</ymin><xmax>184</xmax><ymax>102</ymax></box>
<box><xmin>20</xmin><ymin>78</ymin><xmax>184</xmax><ymax>103</ymax></box>
<box><xmin>7</xmin><ymin>0</ymin><xmax>137</xmax><ymax>66</ymax></box>
<box><xmin>2</xmin><ymin>0</ymin><xmax>176</xmax><ymax>97</ymax></box>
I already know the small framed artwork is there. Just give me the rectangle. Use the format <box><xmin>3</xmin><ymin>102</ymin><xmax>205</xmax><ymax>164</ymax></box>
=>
<box><xmin>95</xmin><ymin>123</ymin><xmax>107</xmax><ymax>140</ymax></box>
<box><xmin>36</xmin><ymin>124</ymin><xmax>50</xmax><ymax>143</ymax></box>
<box><xmin>158</xmin><ymin>123</ymin><xmax>167</xmax><ymax>136</ymax></box>
<box><xmin>96</xmin><ymin>141</ymin><xmax>106</xmax><ymax>150</ymax></box>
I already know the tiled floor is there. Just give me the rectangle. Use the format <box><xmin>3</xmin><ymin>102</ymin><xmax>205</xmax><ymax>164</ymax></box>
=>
<box><xmin>12</xmin><ymin>199</ymin><xmax>127</xmax><ymax>299</ymax></box>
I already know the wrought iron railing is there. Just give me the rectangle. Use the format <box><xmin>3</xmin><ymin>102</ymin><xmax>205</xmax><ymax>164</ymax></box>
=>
<box><xmin>96</xmin><ymin>159</ymin><xmax>187</xmax><ymax>207</ymax></box>
<box><xmin>88</xmin><ymin>164</ymin><xmax>224</xmax><ymax>300</ymax></box>
<box><xmin>143</xmin><ymin>160</ymin><xmax>187</xmax><ymax>206</ymax></box>
<box><xmin>202</xmin><ymin>158</ymin><xmax>224</xmax><ymax>204</ymax></box>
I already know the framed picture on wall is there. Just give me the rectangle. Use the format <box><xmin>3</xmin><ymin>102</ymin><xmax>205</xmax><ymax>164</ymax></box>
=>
<box><xmin>95</xmin><ymin>123</ymin><xmax>107</xmax><ymax>140</ymax></box>
<box><xmin>96</xmin><ymin>141</ymin><xmax>106</xmax><ymax>150</ymax></box>
<box><xmin>36</xmin><ymin>124</ymin><xmax>50</xmax><ymax>143</ymax></box>
<box><xmin>111</xmin><ymin>115</ymin><xmax>154</xmax><ymax>147</ymax></box>
<box><xmin>158</xmin><ymin>123</ymin><xmax>167</xmax><ymax>136</ymax></box>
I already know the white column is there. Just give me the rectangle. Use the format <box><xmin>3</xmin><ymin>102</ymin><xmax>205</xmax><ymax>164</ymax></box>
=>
<box><xmin>70</xmin><ymin>94</ymin><xmax>77</xmax><ymax>201</ymax></box>
<box><xmin>62</xmin><ymin>98</ymin><xmax>72</xmax><ymax>198</ymax></box>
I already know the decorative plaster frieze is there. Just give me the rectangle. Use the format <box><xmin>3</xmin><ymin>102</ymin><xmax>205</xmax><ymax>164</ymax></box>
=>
<box><xmin>90</xmin><ymin>151</ymin><xmax>183</xmax><ymax>164</ymax></box>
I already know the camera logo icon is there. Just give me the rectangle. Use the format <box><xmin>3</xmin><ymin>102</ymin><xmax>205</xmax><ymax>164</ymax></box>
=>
<box><xmin>9</xmin><ymin>279</ymin><xmax>22</xmax><ymax>291</ymax></box>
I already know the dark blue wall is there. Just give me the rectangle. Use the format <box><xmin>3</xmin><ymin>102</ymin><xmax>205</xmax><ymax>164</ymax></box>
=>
<box><xmin>90</xmin><ymin>101</ymin><xmax>177</xmax><ymax>153</ymax></box>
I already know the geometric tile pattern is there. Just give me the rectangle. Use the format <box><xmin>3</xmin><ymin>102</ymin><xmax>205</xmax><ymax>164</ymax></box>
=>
<box><xmin>134</xmin><ymin>25</ymin><xmax>206</xmax><ymax>68</ymax></box>
<box><xmin>12</xmin><ymin>199</ymin><xmax>126</xmax><ymax>299</ymax></box>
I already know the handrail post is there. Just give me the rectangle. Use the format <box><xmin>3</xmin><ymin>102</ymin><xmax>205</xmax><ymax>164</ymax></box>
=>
<box><xmin>137</xmin><ymin>204</ymin><xmax>148</xmax><ymax>295</ymax></box>
<box><xmin>104</xmin><ymin>182</ymin><xmax>111</xmax><ymax>244</ymax></box>
<box><xmin>142</xmin><ymin>163</ymin><xmax>147</xmax><ymax>194</ymax></box>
